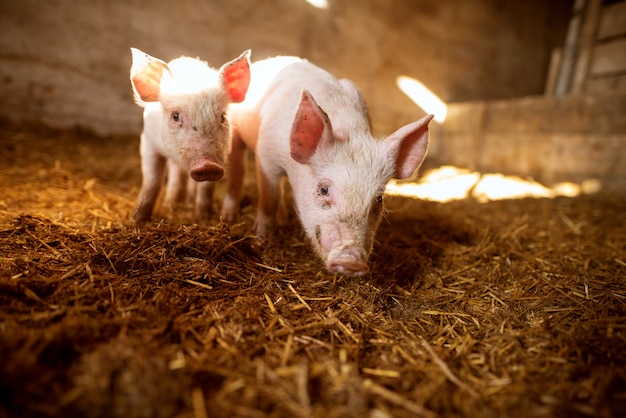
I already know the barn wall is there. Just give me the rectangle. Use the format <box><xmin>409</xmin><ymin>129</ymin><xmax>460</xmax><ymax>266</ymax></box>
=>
<box><xmin>428</xmin><ymin>93</ymin><xmax>626</xmax><ymax>191</ymax></box>
<box><xmin>428</xmin><ymin>0</ymin><xmax>626</xmax><ymax>192</ymax></box>
<box><xmin>0</xmin><ymin>0</ymin><xmax>570</xmax><ymax>137</ymax></box>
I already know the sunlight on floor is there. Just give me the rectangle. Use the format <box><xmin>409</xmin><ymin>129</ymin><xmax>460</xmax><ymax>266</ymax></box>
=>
<box><xmin>385</xmin><ymin>166</ymin><xmax>602</xmax><ymax>203</ymax></box>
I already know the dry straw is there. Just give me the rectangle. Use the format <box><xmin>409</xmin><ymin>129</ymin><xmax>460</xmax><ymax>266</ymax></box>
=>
<box><xmin>1</xmin><ymin>120</ymin><xmax>625</xmax><ymax>417</ymax></box>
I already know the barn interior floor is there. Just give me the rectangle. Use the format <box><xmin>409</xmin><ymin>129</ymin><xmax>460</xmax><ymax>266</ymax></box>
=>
<box><xmin>1</xmin><ymin>120</ymin><xmax>625</xmax><ymax>418</ymax></box>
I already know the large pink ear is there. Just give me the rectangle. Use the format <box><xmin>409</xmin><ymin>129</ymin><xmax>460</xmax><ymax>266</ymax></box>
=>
<box><xmin>129</xmin><ymin>48</ymin><xmax>171</xmax><ymax>103</ymax></box>
<box><xmin>290</xmin><ymin>90</ymin><xmax>332</xmax><ymax>164</ymax></box>
<box><xmin>384</xmin><ymin>114</ymin><xmax>433</xmax><ymax>179</ymax></box>
<box><xmin>220</xmin><ymin>50</ymin><xmax>251</xmax><ymax>103</ymax></box>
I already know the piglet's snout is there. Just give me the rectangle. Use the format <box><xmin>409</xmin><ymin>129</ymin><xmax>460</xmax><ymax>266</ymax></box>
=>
<box><xmin>190</xmin><ymin>160</ymin><xmax>224</xmax><ymax>182</ymax></box>
<box><xmin>326</xmin><ymin>245</ymin><xmax>369</xmax><ymax>277</ymax></box>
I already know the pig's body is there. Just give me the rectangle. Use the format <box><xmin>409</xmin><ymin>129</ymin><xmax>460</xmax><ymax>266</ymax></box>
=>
<box><xmin>222</xmin><ymin>57</ymin><xmax>432</xmax><ymax>276</ymax></box>
<box><xmin>129</xmin><ymin>49</ymin><xmax>250</xmax><ymax>222</ymax></box>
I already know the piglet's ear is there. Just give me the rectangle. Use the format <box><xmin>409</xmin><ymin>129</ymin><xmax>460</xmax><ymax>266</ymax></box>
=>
<box><xmin>384</xmin><ymin>114</ymin><xmax>433</xmax><ymax>179</ymax></box>
<box><xmin>221</xmin><ymin>50</ymin><xmax>251</xmax><ymax>103</ymax></box>
<box><xmin>290</xmin><ymin>90</ymin><xmax>332</xmax><ymax>164</ymax></box>
<box><xmin>129</xmin><ymin>48</ymin><xmax>171</xmax><ymax>104</ymax></box>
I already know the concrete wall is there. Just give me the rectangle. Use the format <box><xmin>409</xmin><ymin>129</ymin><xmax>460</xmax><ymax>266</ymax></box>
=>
<box><xmin>0</xmin><ymin>0</ymin><xmax>571</xmax><ymax>136</ymax></box>
<box><xmin>429</xmin><ymin>93</ymin><xmax>626</xmax><ymax>191</ymax></box>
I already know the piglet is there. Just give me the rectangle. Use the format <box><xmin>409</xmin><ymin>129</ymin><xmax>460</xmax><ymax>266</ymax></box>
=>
<box><xmin>129</xmin><ymin>48</ymin><xmax>250</xmax><ymax>222</ymax></box>
<box><xmin>222</xmin><ymin>57</ymin><xmax>432</xmax><ymax>276</ymax></box>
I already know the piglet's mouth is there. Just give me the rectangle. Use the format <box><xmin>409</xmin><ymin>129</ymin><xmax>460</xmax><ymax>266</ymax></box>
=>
<box><xmin>325</xmin><ymin>242</ymin><xmax>369</xmax><ymax>277</ymax></box>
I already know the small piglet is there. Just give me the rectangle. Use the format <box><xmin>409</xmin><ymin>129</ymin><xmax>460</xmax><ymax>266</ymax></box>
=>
<box><xmin>129</xmin><ymin>48</ymin><xmax>251</xmax><ymax>222</ymax></box>
<box><xmin>222</xmin><ymin>57</ymin><xmax>433</xmax><ymax>276</ymax></box>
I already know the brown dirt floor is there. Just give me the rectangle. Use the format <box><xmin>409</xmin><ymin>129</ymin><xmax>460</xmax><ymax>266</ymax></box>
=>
<box><xmin>1</xmin><ymin>119</ymin><xmax>625</xmax><ymax>418</ymax></box>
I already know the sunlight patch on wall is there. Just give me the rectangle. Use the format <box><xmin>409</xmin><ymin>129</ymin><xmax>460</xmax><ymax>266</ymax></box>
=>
<box><xmin>396</xmin><ymin>76</ymin><xmax>447</xmax><ymax>123</ymax></box>
<box><xmin>385</xmin><ymin>166</ymin><xmax>601</xmax><ymax>203</ymax></box>
<box><xmin>305</xmin><ymin>0</ymin><xmax>329</xmax><ymax>9</ymax></box>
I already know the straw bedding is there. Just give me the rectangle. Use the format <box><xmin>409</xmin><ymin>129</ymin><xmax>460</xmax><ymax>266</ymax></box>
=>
<box><xmin>1</xmin><ymin>120</ymin><xmax>624</xmax><ymax>417</ymax></box>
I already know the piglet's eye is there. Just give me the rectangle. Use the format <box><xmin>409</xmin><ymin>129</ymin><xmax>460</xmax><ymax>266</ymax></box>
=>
<box><xmin>319</xmin><ymin>184</ymin><xmax>329</xmax><ymax>196</ymax></box>
<box><xmin>221</xmin><ymin>113</ymin><xmax>226</xmax><ymax>124</ymax></box>
<box><xmin>376</xmin><ymin>194</ymin><xmax>383</xmax><ymax>204</ymax></box>
<box><xmin>171</xmin><ymin>112</ymin><xmax>180</xmax><ymax>122</ymax></box>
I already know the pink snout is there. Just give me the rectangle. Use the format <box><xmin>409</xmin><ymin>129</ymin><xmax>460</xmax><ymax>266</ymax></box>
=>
<box><xmin>189</xmin><ymin>160</ymin><xmax>224</xmax><ymax>182</ymax></box>
<box><xmin>326</xmin><ymin>247</ymin><xmax>369</xmax><ymax>277</ymax></box>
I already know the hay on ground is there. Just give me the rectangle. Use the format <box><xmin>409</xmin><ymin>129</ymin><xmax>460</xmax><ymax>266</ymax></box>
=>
<box><xmin>1</xmin><ymin>119</ymin><xmax>625</xmax><ymax>418</ymax></box>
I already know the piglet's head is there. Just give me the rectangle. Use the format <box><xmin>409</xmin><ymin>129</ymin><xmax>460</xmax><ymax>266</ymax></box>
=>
<box><xmin>129</xmin><ymin>48</ymin><xmax>251</xmax><ymax>181</ymax></box>
<box><xmin>129</xmin><ymin>48</ymin><xmax>250</xmax><ymax>106</ymax></box>
<box><xmin>289</xmin><ymin>90</ymin><xmax>432</xmax><ymax>277</ymax></box>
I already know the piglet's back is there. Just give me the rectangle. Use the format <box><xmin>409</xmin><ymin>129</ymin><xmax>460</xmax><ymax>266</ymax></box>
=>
<box><xmin>254</xmin><ymin>59</ymin><xmax>370</xmax><ymax>140</ymax></box>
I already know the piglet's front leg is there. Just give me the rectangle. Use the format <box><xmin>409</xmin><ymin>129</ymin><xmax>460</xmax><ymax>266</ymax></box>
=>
<box><xmin>221</xmin><ymin>134</ymin><xmax>248</xmax><ymax>224</ymax></box>
<box><xmin>194</xmin><ymin>181</ymin><xmax>216</xmax><ymax>220</ymax></box>
<box><xmin>253</xmin><ymin>158</ymin><xmax>282</xmax><ymax>240</ymax></box>
<box><xmin>132</xmin><ymin>151</ymin><xmax>166</xmax><ymax>223</ymax></box>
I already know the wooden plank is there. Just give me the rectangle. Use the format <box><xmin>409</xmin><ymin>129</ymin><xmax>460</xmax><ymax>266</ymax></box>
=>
<box><xmin>544</xmin><ymin>48</ymin><xmax>562</xmax><ymax>95</ymax></box>
<box><xmin>571</xmin><ymin>0</ymin><xmax>603</xmax><ymax>94</ymax></box>
<box><xmin>597</xmin><ymin>1</ymin><xmax>626</xmax><ymax>39</ymax></box>
<box><xmin>585</xmin><ymin>74</ymin><xmax>626</xmax><ymax>94</ymax></box>
<box><xmin>590</xmin><ymin>38</ymin><xmax>626</xmax><ymax>75</ymax></box>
